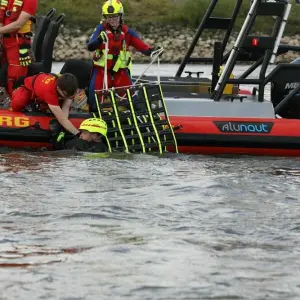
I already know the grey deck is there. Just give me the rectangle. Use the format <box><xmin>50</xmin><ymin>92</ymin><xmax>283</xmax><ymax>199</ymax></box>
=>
<box><xmin>164</xmin><ymin>95</ymin><xmax>275</xmax><ymax>118</ymax></box>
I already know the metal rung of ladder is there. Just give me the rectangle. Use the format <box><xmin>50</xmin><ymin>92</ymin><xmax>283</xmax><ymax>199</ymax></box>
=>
<box><xmin>100</xmin><ymin>112</ymin><xmax>133</xmax><ymax>122</ymax></box>
<box><xmin>109</xmin><ymin>124</ymin><xmax>137</xmax><ymax>132</ymax></box>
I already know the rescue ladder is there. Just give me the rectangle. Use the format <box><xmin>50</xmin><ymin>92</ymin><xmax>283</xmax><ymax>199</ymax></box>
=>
<box><xmin>94</xmin><ymin>84</ymin><xmax>178</xmax><ymax>154</ymax></box>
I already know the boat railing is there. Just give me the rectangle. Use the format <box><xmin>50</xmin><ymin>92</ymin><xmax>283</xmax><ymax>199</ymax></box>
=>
<box><xmin>175</xmin><ymin>0</ymin><xmax>300</xmax><ymax>87</ymax></box>
<box><xmin>176</xmin><ymin>0</ymin><xmax>244</xmax><ymax>77</ymax></box>
<box><xmin>213</xmin><ymin>0</ymin><xmax>297</xmax><ymax>102</ymax></box>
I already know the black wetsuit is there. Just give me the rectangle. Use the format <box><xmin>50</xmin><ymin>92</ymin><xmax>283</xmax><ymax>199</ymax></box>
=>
<box><xmin>65</xmin><ymin>137</ymin><xmax>108</xmax><ymax>152</ymax></box>
<box><xmin>54</xmin><ymin>137</ymin><xmax>108</xmax><ymax>153</ymax></box>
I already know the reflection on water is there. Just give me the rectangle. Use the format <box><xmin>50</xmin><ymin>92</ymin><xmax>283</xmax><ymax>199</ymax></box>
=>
<box><xmin>271</xmin><ymin>167</ymin><xmax>300</xmax><ymax>176</ymax></box>
<box><xmin>0</xmin><ymin>152</ymin><xmax>53</xmax><ymax>173</ymax></box>
<box><xmin>0</xmin><ymin>244</ymin><xmax>88</xmax><ymax>268</ymax></box>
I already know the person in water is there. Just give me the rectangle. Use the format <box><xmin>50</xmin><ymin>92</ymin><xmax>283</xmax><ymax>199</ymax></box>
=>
<box><xmin>54</xmin><ymin>118</ymin><xmax>108</xmax><ymax>153</ymax></box>
<box><xmin>11</xmin><ymin>72</ymin><xmax>81</xmax><ymax>137</ymax></box>
<box><xmin>87</xmin><ymin>0</ymin><xmax>161</xmax><ymax>112</ymax></box>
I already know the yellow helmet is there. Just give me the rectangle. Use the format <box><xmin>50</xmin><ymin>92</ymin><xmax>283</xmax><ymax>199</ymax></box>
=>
<box><xmin>102</xmin><ymin>0</ymin><xmax>124</xmax><ymax>17</ymax></box>
<box><xmin>79</xmin><ymin>118</ymin><xmax>108</xmax><ymax>137</ymax></box>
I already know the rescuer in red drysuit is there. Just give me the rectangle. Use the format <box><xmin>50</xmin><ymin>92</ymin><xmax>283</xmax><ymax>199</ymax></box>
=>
<box><xmin>0</xmin><ymin>0</ymin><xmax>37</xmax><ymax>96</ymax></box>
<box><xmin>11</xmin><ymin>72</ymin><xmax>81</xmax><ymax>136</ymax></box>
<box><xmin>87</xmin><ymin>0</ymin><xmax>161</xmax><ymax>112</ymax></box>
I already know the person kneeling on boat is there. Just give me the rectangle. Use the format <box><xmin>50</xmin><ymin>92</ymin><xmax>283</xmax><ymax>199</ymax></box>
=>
<box><xmin>54</xmin><ymin>118</ymin><xmax>108</xmax><ymax>153</ymax></box>
<box><xmin>87</xmin><ymin>0</ymin><xmax>161</xmax><ymax>112</ymax></box>
<box><xmin>10</xmin><ymin>72</ymin><xmax>81</xmax><ymax>137</ymax></box>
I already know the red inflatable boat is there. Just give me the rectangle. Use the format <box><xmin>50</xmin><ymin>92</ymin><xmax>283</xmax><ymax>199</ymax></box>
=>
<box><xmin>1</xmin><ymin>108</ymin><xmax>300</xmax><ymax>157</ymax></box>
<box><xmin>0</xmin><ymin>110</ymin><xmax>86</xmax><ymax>150</ymax></box>
<box><xmin>170</xmin><ymin>116</ymin><xmax>300</xmax><ymax>157</ymax></box>
<box><xmin>1</xmin><ymin>0</ymin><xmax>300</xmax><ymax>157</ymax></box>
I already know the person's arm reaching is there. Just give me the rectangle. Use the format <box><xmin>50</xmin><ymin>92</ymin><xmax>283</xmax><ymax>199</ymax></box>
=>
<box><xmin>87</xmin><ymin>24</ymin><xmax>105</xmax><ymax>51</ymax></box>
<box><xmin>48</xmin><ymin>104</ymin><xmax>80</xmax><ymax>136</ymax></box>
<box><xmin>61</xmin><ymin>98</ymin><xmax>73</xmax><ymax>118</ymax></box>
<box><xmin>127</xmin><ymin>28</ymin><xmax>152</xmax><ymax>56</ymax></box>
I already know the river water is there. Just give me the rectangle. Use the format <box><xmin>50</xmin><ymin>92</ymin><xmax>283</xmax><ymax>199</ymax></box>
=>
<box><xmin>1</xmin><ymin>63</ymin><xmax>300</xmax><ymax>300</ymax></box>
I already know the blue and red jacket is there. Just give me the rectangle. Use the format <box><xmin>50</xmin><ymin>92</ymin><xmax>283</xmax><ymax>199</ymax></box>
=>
<box><xmin>87</xmin><ymin>23</ymin><xmax>152</xmax><ymax>71</ymax></box>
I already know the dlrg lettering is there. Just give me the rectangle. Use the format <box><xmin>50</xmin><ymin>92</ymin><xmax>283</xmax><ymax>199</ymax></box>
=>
<box><xmin>0</xmin><ymin>116</ymin><xmax>29</xmax><ymax>127</ymax></box>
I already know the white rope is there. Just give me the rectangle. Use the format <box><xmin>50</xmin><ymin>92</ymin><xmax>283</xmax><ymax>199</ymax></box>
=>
<box><xmin>102</xmin><ymin>31</ymin><xmax>109</xmax><ymax>93</ymax></box>
<box><xmin>94</xmin><ymin>46</ymin><xmax>164</xmax><ymax>100</ymax></box>
<box><xmin>94</xmin><ymin>81</ymin><xmax>189</xmax><ymax>94</ymax></box>
<box><xmin>155</xmin><ymin>48</ymin><xmax>161</xmax><ymax>84</ymax></box>
<box><xmin>134</xmin><ymin>46</ymin><xmax>164</xmax><ymax>86</ymax></box>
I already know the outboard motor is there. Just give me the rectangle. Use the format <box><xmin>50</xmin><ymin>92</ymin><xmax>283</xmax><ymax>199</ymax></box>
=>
<box><xmin>41</xmin><ymin>13</ymin><xmax>65</xmax><ymax>73</ymax></box>
<box><xmin>32</xmin><ymin>8</ymin><xmax>56</xmax><ymax>62</ymax></box>
<box><xmin>268</xmin><ymin>63</ymin><xmax>300</xmax><ymax>118</ymax></box>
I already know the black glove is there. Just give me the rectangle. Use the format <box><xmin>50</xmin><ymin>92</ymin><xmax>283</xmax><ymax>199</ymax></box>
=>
<box><xmin>97</xmin><ymin>32</ymin><xmax>108</xmax><ymax>44</ymax></box>
<box><xmin>151</xmin><ymin>45</ymin><xmax>163</xmax><ymax>56</ymax></box>
<box><xmin>19</xmin><ymin>47</ymin><xmax>32</xmax><ymax>66</ymax></box>
<box><xmin>153</xmin><ymin>45</ymin><xmax>161</xmax><ymax>51</ymax></box>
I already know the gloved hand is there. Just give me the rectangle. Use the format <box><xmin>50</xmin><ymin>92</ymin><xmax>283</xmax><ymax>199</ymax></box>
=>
<box><xmin>98</xmin><ymin>31</ymin><xmax>108</xmax><ymax>43</ymax></box>
<box><xmin>51</xmin><ymin>131</ymin><xmax>65</xmax><ymax>150</ymax></box>
<box><xmin>56</xmin><ymin>131</ymin><xmax>65</xmax><ymax>143</ymax></box>
<box><xmin>57</xmin><ymin>131</ymin><xmax>81</xmax><ymax>143</ymax></box>
<box><xmin>150</xmin><ymin>46</ymin><xmax>163</xmax><ymax>59</ymax></box>
<box><xmin>151</xmin><ymin>45</ymin><xmax>163</xmax><ymax>54</ymax></box>
<box><xmin>19</xmin><ymin>48</ymin><xmax>32</xmax><ymax>66</ymax></box>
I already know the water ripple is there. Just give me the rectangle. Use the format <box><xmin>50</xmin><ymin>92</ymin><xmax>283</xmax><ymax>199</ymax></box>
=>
<box><xmin>1</xmin><ymin>125</ymin><xmax>300</xmax><ymax>299</ymax></box>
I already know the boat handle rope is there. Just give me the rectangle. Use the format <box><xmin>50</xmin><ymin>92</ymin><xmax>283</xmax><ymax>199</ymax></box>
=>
<box><xmin>134</xmin><ymin>46</ymin><xmax>164</xmax><ymax>86</ymax></box>
<box><xmin>94</xmin><ymin>46</ymin><xmax>164</xmax><ymax>98</ymax></box>
<box><xmin>96</xmin><ymin>31</ymin><xmax>110</xmax><ymax>105</ymax></box>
